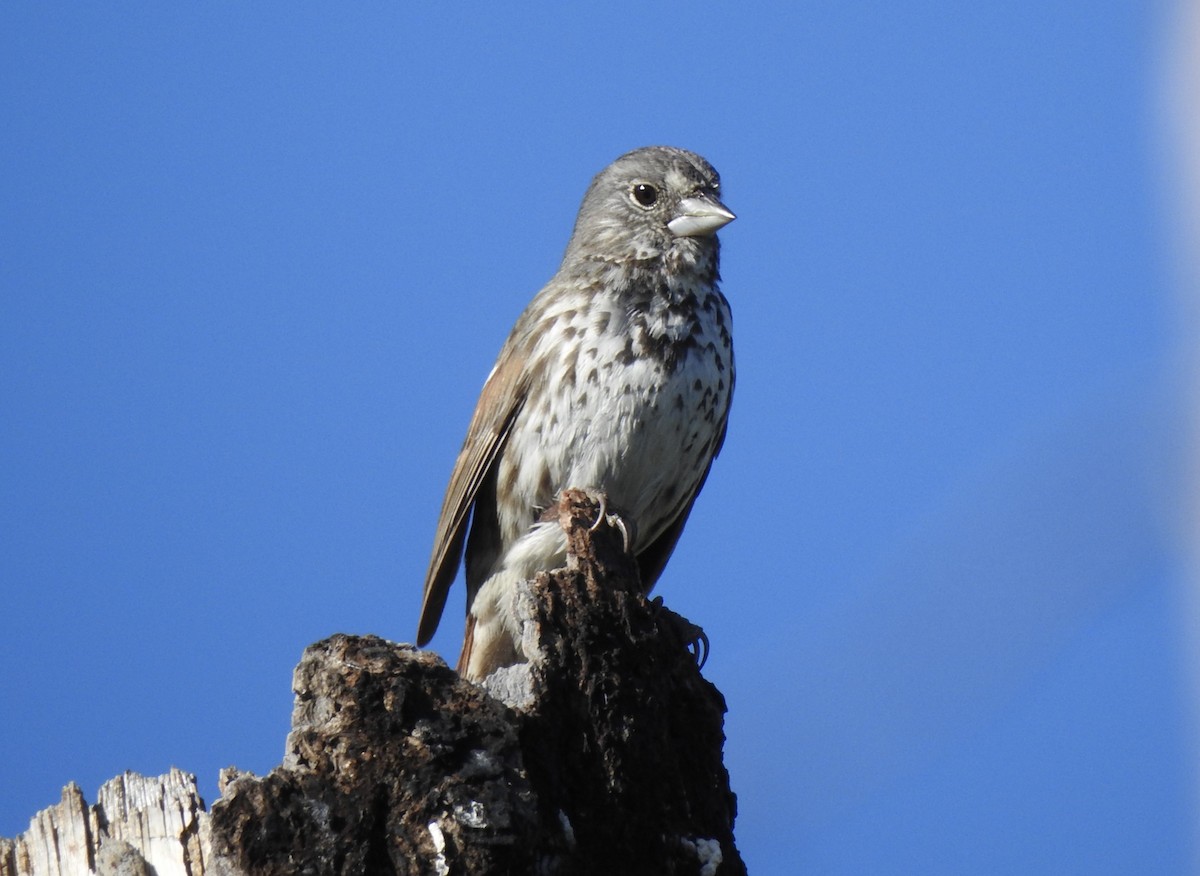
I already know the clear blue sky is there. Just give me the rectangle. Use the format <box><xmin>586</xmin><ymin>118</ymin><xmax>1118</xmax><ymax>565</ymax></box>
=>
<box><xmin>2</xmin><ymin>4</ymin><xmax>1193</xmax><ymax>872</ymax></box>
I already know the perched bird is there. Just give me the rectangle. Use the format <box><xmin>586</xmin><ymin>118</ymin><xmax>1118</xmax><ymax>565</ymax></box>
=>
<box><xmin>418</xmin><ymin>146</ymin><xmax>735</xmax><ymax>681</ymax></box>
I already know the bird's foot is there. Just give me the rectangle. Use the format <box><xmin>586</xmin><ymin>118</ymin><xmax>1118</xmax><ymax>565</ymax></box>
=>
<box><xmin>649</xmin><ymin>596</ymin><xmax>710</xmax><ymax>670</ymax></box>
<box><xmin>584</xmin><ymin>490</ymin><xmax>636</xmax><ymax>553</ymax></box>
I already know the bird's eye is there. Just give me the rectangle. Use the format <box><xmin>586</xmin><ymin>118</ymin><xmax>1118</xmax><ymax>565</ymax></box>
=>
<box><xmin>631</xmin><ymin>183</ymin><xmax>659</xmax><ymax>208</ymax></box>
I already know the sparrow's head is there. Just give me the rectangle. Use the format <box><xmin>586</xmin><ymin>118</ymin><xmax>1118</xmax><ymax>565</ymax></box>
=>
<box><xmin>563</xmin><ymin>146</ymin><xmax>735</xmax><ymax>268</ymax></box>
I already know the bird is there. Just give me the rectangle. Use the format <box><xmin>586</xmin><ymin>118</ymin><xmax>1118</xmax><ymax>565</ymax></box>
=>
<box><xmin>417</xmin><ymin>146</ymin><xmax>735</xmax><ymax>681</ymax></box>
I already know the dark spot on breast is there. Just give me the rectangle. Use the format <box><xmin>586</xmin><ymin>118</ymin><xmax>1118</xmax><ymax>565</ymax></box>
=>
<box><xmin>587</xmin><ymin>367</ymin><xmax>599</xmax><ymax>384</ymax></box>
<box><xmin>666</xmin><ymin>291</ymin><xmax>699</xmax><ymax>319</ymax></box>
<box><xmin>502</xmin><ymin>460</ymin><xmax>520</xmax><ymax>496</ymax></box>
<box><xmin>538</xmin><ymin>467</ymin><xmax>555</xmax><ymax>503</ymax></box>
<box><xmin>617</xmin><ymin>338</ymin><xmax>636</xmax><ymax>365</ymax></box>
<box><xmin>526</xmin><ymin>356</ymin><xmax>549</xmax><ymax>390</ymax></box>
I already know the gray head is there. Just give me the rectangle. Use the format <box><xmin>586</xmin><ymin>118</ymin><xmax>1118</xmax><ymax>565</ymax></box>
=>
<box><xmin>562</xmin><ymin>146</ymin><xmax>735</xmax><ymax>267</ymax></box>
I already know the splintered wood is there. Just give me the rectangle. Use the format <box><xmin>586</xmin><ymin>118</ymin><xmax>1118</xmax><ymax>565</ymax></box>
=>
<box><xmin>0</xmin><ymin>769</ymin><xmax>209</xmax><ymax>876</ymax></box>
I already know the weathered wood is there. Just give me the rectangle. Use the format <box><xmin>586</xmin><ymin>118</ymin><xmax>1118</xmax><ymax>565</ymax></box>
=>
<box><xmin>0</xmin><ymin>769</ymin><xmax>209</xmax><ymax>876</ymax></box>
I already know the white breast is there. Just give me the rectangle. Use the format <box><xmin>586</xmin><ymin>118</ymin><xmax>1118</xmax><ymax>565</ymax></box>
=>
<box><xmin>501</xmin><ymin>278</ymin><xmax>732</xmax><ymax>550</ymax></box>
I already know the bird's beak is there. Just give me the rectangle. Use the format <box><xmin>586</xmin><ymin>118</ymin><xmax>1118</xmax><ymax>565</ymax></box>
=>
<box><xmin>667</xmin><ymin>194</ymin><xmax>736</xmax><ymax>238</ymax></box>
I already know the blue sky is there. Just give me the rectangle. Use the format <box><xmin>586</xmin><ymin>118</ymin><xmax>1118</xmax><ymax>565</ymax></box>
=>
<box><xmin>2</xmin><ymin>3</ymin><xmax>1194</xmax><ymax>872</ymax></box>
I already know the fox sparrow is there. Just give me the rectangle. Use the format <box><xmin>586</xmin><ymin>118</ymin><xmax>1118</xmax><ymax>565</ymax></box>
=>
<box><xmin>418</xmin><ymin>146</ymin><xmax>735</xmax><ymax>680</ymax></box>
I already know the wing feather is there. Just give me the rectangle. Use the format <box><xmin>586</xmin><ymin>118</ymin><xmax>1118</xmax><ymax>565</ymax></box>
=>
<box><xmin>417</xmin><ymin>346</ymin><xmax>529</xmax><ymax>645</ymax></box>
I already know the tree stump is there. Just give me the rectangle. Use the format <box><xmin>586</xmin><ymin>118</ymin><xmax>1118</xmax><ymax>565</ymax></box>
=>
<box><xmin>3</xmin><ymin>490</ymin><xmax>743</xmax><ymax>875</ymax></box>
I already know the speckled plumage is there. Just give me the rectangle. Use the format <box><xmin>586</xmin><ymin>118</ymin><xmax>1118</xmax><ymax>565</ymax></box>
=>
<box><xmin>418</xmin><ymin>146</ymin><xmax>735</xmax><ymax>680</ymax></box>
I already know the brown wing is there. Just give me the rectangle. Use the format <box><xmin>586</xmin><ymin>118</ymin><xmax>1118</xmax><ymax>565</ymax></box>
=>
<box><xmin>417</xmin><ymin>345</ymin><xmax>529</xmax><ymax>646</ymax></box>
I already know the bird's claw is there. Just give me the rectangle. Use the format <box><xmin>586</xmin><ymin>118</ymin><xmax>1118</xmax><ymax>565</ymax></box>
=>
<box><xmin>687</xmin><ymin>627</ymin><xmax>710</xmax><ymax>670</ymax></box>
<box><xmin>610</xmin><ymin>515</ymin><xmax>633</xmax><ymax>554</ymax></box>
<box><xmin>651</xmin><ymin>598</ymin><xmax>710</xmax><ymax>670</ymax></box>
<box><xmin>588</xmin><ymin>491</ymin><xmax>634</xmax><ymax>553</ymax></box>
<box><xmin>589</xmin><ymin>491</ymin><xmax>608</xmax><ymax>531</ymax></box>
